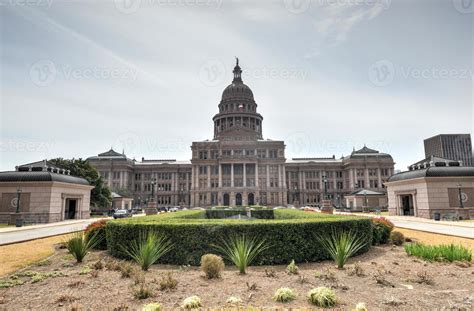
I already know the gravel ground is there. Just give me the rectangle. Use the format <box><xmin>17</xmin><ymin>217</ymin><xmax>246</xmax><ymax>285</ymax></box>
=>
<box><xmin>0</xmin><ymin>243</ymin><xmax>473</xmax><ymax>310</ymax></box>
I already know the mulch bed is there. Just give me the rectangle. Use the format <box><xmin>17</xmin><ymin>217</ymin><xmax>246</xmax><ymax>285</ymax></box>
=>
<box><xmin>0</xmin><ymin>244</ymin><xmax>473</xmax><ymax>310</ymax></box>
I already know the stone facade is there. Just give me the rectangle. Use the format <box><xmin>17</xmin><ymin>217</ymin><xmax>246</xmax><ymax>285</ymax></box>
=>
<box><xmin>385</xmin><ymin>167</ymin><xmax>474</xmax><ymax>220</ymax></box>
<box><xmin>0</xmin><ymin>170</ymin><xmax>93</xmax><ymax>224</ymax></box>
<box><xmin>87</xmin><ymin>60</ymin><xmax>395</xmax><ymax>208</ymax></box>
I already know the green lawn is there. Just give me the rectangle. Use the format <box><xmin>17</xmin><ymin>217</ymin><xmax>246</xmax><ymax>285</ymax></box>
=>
<box><xmin>0</xmin><ymin>224</ymin><xmax>13</xmax><ymax>228</ymax></box>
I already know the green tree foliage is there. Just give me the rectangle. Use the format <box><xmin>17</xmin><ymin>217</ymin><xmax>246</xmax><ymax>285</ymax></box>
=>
<box><xmin>49</xmin><ymin>158</ymin><xmax>112</xmax><ymax>208</ymax></box>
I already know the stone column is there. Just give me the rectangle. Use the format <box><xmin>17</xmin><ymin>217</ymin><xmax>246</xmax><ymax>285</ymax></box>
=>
<box><xmin>218</xmin><ymin>164</ymin><xmax>222</xmax><ymax>187</ymax></box>
<box><xmin>365</xmin><ymin>168</ymin><xmax>370</xmax><ymax>188</ymax></box>
<box><xmin>377</xmin><ymin>168</ymin><xmax>382</xmax><ymax>189</ymax></box>
<box><xmin>278</xmin><ymin>165</ymin><xmax>282</xmax><ymax>189</ymax></box>
<box><xmin>207</xmin><ymin>165</ymin><xmax>211</xmax><ymax>189</ymax></box>
<box><xmin>255</xmin><ymin>163</ymin><xmax>259</xmax><ymax>187</ymax></box>
<box><xmin>243</xmin><ymin>163</ymin><xmax>247</xmax><ymax>187</ymax></box>
<box><xmin>349</xmin><ymin>169</ymin><xmax>354</xmax><ymax>189</ymax></box>
<box><xmin>266</xmin><ymin>164</ymin><xmax>270</xmax><ymax>188</ymax></box>
<box><xmin>231</xmin><ymin>163</ymin><xmax>234</xmax><ymax>187</ymax></box>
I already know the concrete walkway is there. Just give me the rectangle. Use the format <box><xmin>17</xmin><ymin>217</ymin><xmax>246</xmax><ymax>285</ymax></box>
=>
<box><xmin>0</xmin><ymin>218</ymin><xmax>108</xmax><ymax>246</ymax></box>
<box><xmin>336</xmin><ymin>212</ymin><xmax>473</xmax><ymax>239</ymax></box>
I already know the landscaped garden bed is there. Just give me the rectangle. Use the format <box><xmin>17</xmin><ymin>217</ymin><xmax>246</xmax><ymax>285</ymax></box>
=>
<box><xmin>0</xmin><ymin>210</ymin><xmax>472</xmax><ymax>310</ymax></box>
<box><xmin>106</xmin><ymin>209</ymin><xmax>372</xmax><ymax>265</ymax></box>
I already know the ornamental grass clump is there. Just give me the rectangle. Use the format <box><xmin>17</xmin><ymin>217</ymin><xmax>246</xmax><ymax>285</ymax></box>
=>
<box><xmin>286</xmin><ymin>259</ymin><xmax>299</xmax><ymax>275</ymax></box>
<box><xmin>200</xmin><ymin>254</ymin><xmax>225</xmax><ymax>279</ymax></box>
<box><xmin>65</xmin><ymin>231</ymin><xmax>101</xmax><ymax>263</ymax></box>
<box><xmin>404</xmin><ymin>243</ymin><xmax>472</xmax><ymax>262</ymax></box>
<box><xmin>214</xmin><ymin>234</ymin><xmax>270</xmax><ymax>274</ymax></box>
<box><xmin>142</xmin><ymin>303</ymin><xmax>162</xmax><ymax>311</ymax></box>
<box><xmin>307</xmin><ymin>287</ymin><xmax>337</xmax><ymax>307</ymax></box>
<box><xmin>181</xmin><ymin>295</ymin><xmax>202</xmax><ymax>309</ymax></box>
<box><xmin>121</xmin><ymin>231</ymin><xmax>173</xmax><ymax>271</ymax></box>
<box><xmin>316</xmin><ymin>230</ymin><xmax>368</xmax><ymax>269</ymax></box>
<box><xmin>273</xmin><ymin>287</ymin><xmax>296</xmax><ymax>303</ymax></box>
<box><xmin>84</xmin><ymin>219</ymin><xmax>109</xmax><ymax>250</ymax></box>
<box><xmin>390</xmin><ymin>231</ymin><xmax>405</xmax><ymax>246</ymax></box>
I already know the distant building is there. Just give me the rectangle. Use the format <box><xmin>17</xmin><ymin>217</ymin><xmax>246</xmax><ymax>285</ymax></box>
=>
<box><xmin>424</xmin><ymin>134</ymin><xmax>472</xmax><ymax>166</ymax></box>
<box><xmin>385</xmin><ymin>157</ymin><xmax>474</xmax><ymax>220</ymax></box>
<box><xmin>0</xmin><ymin>162</ymin><xmax>93</xmax><ymax>224</ymax></box>
<box><xmin>86</xmin><ymin>60</ymin><xmax>395</xmax><ymax>208</ymax></box>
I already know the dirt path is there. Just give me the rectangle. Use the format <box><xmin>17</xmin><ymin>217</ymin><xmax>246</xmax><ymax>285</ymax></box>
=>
<box><xmin>395</xmin><ymin>228</ymin><xmax>474</xmax><ymax>250</ymax></box>
<box><xmin>0</xmin><ymin>234</ymin><xmax>71</xmax><ymax>277</ymax></box>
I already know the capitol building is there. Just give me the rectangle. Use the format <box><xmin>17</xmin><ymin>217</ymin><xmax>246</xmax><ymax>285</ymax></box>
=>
<box><xmin>87</xmin><ymin>60</ymin><xmax>395</xmax><ymax>208</ymax></box>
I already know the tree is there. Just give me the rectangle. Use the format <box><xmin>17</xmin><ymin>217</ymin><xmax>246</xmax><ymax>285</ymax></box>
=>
<box><xmin>49</xmin><ymin>158</ymin><xmax>112</xmax><ymax>209</ymax></box>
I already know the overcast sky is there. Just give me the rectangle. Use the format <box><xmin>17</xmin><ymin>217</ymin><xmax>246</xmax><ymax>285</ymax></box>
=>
<box><xmin>1</xmin><ymin>0</ymin><xmax>472</xmax><ymax>172</ymax></box>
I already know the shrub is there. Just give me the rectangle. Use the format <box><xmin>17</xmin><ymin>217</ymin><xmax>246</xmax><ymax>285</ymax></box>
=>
<box><xmin>371</xmin><ymin>217</ymin><xmax>394</xmax><ymax>245</ymax></box>
<box><xmin>226</xmin><ymin>296</ymin><xmax>242</xmax><ymax>305</ymax></box>
<box><xmin>65</xmin><ymin>232</ymin><xmax>101</xmax><ymax>263</ymax></box>
<box><xmin>107</xmin><ymin>210</ymin><xmax>372</xmax><ymax>266</ymax></box>
<box><xmin>119</xmin><ymin>262</ymin><xmax>135</xmax><ymax>278</ymax></box>
<box><xmin>307</xmin><ymin>287</ymin><xmax>337</xmax><ymax>307</ymax></box>
<box><xmin>405</xmin><ymin>243</ymin><xmax>472</xmax><ymax>262</ymax></box>
<box><xmin>214</xmin><ymin>234</ymin><xmax>270</xmax><ymax>274</ymax></box>
<box><xmin>390</xmin><ymin>231</ymin><xmax>405</xmax><ymax>246</ymax></box>
<box><xmin>273</xmin><ymin>287</ymin><xmax>296</xmax><ymax>303</ymax></box>
<box><xmin>142</xmin><ymin>303</ymin><xmax>162</xmax><ymax>311</ymax></box>
<box><xmin>85</xmin><ymin>219</ymin><xmax>109</xmax><ymax>250</ymax></box>
<box><xmin>133</xmin><ymin>283</ymin><xmax>153</xmax><ymax>300</ymax></box>
<box><xmin>159</xmin><ymin>272</ymin><xmax>178</xmax><ymax>291</ymax></box>
<box><xmin>316</xmin><ymin>230</ymin><xmax>369</xmax><ymax>269</ymax></box>
<box><xmin>200</xmin><ymin>254</ymin><xmax>225</xmax><ymax>279</ymax></box>
<box><xmin>181</xmin><ymin>295</ymin><xmax>202</xmax><ymax>309</ymax></box>
<box><xmin>120</xmin><ymin>231</ymin><xmax>173</xmax><ymax>271</ymax></box>
<box><xmin>92</xmin><ymin>260</ymin><xmax>104</xmax><ymax>270</ymax></box>
<box><xmin>354</xmin><ymin>302</ymin><xmax>368</xmax><ymax>311</ymax></box>
<box><xmin>79</xmin><ymin>266</ymin><xmax>91</xmax><ymax>275</ymax></box>
<box><xmin>286</xmin><ymin>260</ymin><xmax>299</xmax><ymax>275</ymax></box>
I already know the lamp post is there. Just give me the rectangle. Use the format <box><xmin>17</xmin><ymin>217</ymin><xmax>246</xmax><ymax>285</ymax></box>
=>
<box><xmin>458</xmin><ymin>184</ymin><xmax>464</xmax><ymax>209</ymax></box>
<box><xmin>15</xmin><ymin>188</ymin><xmax>23</xmax><ymax>227</ymax></box>
<box><xmin>151</xmin><ymin>178</ymin><xmax>156</xmax><ymax>202</ymax></box>
<box><xmin>322</xmin><ymin>175</ymin><xmax>328</xmax><ymax>200</ymax></box>
<box><xmin>16</xmin><ymin>188</ymin><xmax>22</xmax><ymax>214</ymax></box>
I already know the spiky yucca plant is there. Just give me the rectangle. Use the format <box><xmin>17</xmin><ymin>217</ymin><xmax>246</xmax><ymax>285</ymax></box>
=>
<box><xmin>316</xmin><ymin>230</ymin><xmax>368</xmax><ymax>269</ymax></box>
<box><xmin>121</xmin><ymin>231</ymin><xmax>173</xmax><ymax>271</ymax></box>
<box><xmin>214</xmin><ymin>235</ymin><xmax>269</xmax><ymax>274</ymax></box>
<box><xmin>65</xmin><ymin>231</ymin><xmax>101</xmax><ymax>263</ymax></box>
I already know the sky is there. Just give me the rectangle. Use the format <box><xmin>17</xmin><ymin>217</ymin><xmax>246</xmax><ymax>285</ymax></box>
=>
<box><xmin>0</xmin><ymin>0</ymin><xmax>472</xmax><ymax>172</ymax></box>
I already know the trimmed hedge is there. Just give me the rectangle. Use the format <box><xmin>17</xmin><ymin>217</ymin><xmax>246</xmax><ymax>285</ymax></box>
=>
<box><xmin>205</xmin><ymin>209</ymin><xmax>274</xmax><ymax>219</ymax></box>
<box><xmin>106</xmin><ymin>209</ymin><xmax>372</xmax><ymax>266</ymax></box>
<box><xmin>85</xmin><ymin>219</ymin><xmax>109</xmax><ymax>250</ymax></box>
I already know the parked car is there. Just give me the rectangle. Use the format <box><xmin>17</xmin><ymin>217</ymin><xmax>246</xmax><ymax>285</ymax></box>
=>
<box><xmin>113</xmin><ymin>209</ymin><xmax>132</xmax><ymax>219</ymax></box>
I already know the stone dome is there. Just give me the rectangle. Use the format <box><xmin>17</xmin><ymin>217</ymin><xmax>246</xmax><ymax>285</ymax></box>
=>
<box><xmin>221</xmin><ymin>82</ymin><xmax>254</xmax><ymax>100</ymax></box>
<box><xmin>221</xmin><ymin>58</ymin><xmax>254</xmax><ymax>101</ymax></box>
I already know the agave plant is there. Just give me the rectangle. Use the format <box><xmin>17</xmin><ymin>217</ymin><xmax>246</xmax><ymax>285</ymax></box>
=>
<box><xmin>316</xmin><ymin>230</ymin><xmax>368</xmax><ymax>269</ymax></box>
<box><xmin>214</xmin><ymin>234</ymin><xmax>270</xmax><ymax>274</ymax></box>
<box><xmin>121</xmin><ymin>231</ymin><xmax>173</xmax><ymax>271</ymax></box>
<box><xmin>65</xmin><ymin>231</ymin><xmax>101</xmax><ymax>263</ymax></box>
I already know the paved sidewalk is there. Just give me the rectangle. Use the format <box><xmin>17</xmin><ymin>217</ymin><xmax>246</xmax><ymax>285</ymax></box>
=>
<box><xmin>336</xmin><ymin>211</ymin><xmax>473</xmax><ymax>239</ymax></box>
<box><xmin>0</xmin><ymin>218</ymin><xmax>108</xmax><ymax>246</ymax></box>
